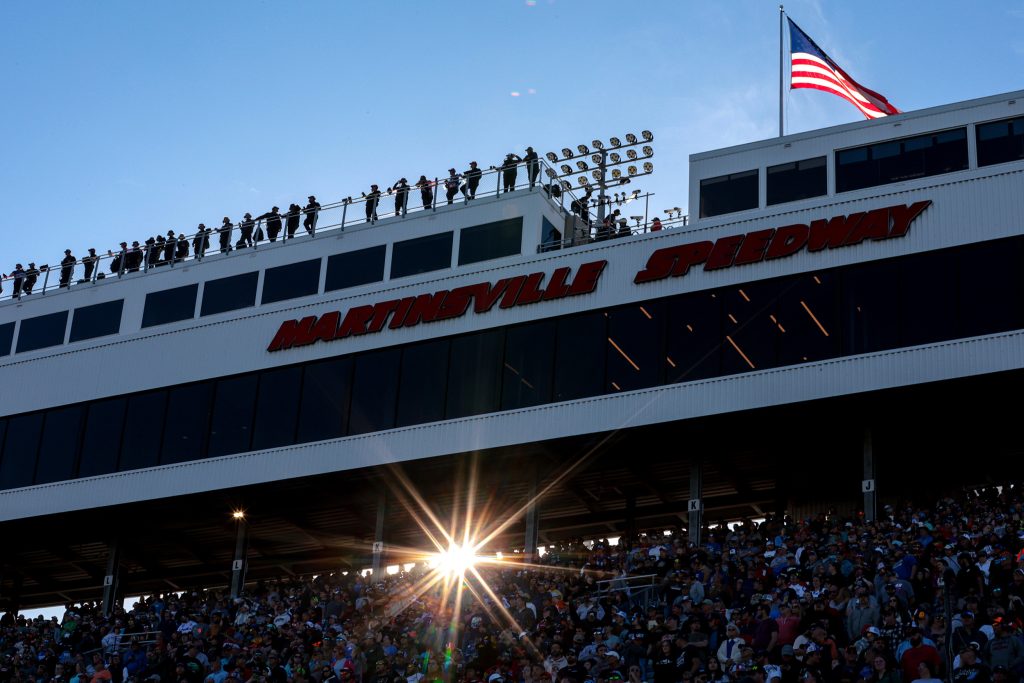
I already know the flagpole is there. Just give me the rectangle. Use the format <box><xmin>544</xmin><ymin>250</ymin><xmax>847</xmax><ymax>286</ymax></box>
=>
<box><xmin>779</xmin><ymin>4</ymin><xmax>785</xmax><ymax>137</ymax></box>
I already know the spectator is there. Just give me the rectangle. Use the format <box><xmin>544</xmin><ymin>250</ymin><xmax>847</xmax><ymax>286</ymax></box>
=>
<box><xmin>59</xmin><ymin>249</ymin><xmax>76</xmax><ymax>287</ymax></box>
<box><xmin>462</xmin><ymin>162</ymin><xmax>481</xmax><ymax>201</ymax></box>
<box><xmin>23</xmin><ymin>263</ymin><xmax>39</xmax><ymax>294</ymax></box>
<box><xmin>416</xmin><ymin>176</ymin><xmax>433</xmax><ymax>210</ymax></box>
<box><xmin>303</xmin><ymin>196</ymin><xmax>321</xmax><ymax>235</ymax></box>
<box><xmin>444</xmin><ymin>169</ymin><xmax>461</xmax><ymax>205</ymax></box>
<box><xmin>82</xmin><ymin>248</ymin><xmax>98</xmax><ymax>282</ymax></box>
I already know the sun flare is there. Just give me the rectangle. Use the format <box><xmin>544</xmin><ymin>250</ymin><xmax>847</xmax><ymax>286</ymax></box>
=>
<box><xmin>429</xmin><ymin>542</ymin><xmax>479</xmax><ymax>577</ymax></box>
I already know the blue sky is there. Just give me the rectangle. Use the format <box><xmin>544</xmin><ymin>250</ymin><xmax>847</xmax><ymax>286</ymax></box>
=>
<box><xmin>1</xmin><ymin>0</ymin><xmax>1021</xmax><ymax>270</ymax></box>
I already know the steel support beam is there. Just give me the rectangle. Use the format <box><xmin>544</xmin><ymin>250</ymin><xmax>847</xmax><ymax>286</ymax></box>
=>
<box><xmin>230</xmin><ymin>518</ymin><xmax>248</xmax><ymax>599</ymax></box>
<box><xmin>863</xmin><ymin>428</ymin><xmax>877</xmax><ymax>523</ymax></box>
<box><xmin>101</xmin><ymin>540</ymin><xmax>120</xmax><ymax>618</ymax></box>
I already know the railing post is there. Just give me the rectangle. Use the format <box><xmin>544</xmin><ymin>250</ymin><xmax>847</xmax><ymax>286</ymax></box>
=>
<box><xmin>40</xmin><ymin>268</ymin><xmax>49</xmax><ymax>295</ymax></box>
<box><xmin>644</xmin><ymin>193</ymin><xmax>650</xmax><ymax>232</ymax></box>
<box><xmin>340</xmin><ymin>202</ymin><xmax>347</xmax><ymax>232</ymax></box>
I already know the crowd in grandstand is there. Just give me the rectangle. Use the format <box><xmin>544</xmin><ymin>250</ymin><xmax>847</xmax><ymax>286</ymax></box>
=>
<box><xmin>6</xmin><ymin>484</ymin><xmax>1022</xmax><ymax>683</ymax></box>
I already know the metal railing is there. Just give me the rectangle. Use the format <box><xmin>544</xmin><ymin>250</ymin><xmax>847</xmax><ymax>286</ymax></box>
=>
<box><xmin>0</xmin><ymin>159</ymin><xmax>587</xmax><ymax>302</ymax></box>
<box><xmin>538</xmin><ymin>203</ymin><xmax>690</xmax><ymax>253</ymax></box>
<box><xmin>590</xmin><ymin>572</ymin><xmax>661</xmax><ymax>611</ymax></box>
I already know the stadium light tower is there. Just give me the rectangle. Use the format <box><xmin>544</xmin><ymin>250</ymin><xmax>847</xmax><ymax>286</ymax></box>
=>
<box><xmin>545</xmin><ymin>130</ymin><xmax>654</xmax><ymax>224</ymax></box>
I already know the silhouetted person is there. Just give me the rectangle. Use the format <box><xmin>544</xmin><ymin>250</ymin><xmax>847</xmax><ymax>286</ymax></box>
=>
<box><xmin>286</xmin><ymin>204</ymin><xmax>301</xmax><ymax>238</ymax></box>
<box><xmin>416</xmin><ymin>176</ymin><xmax>433</xmax><ymax>210</ymax></box>
<box><xmin>303</xmin><ymin>196</ymin><xmax>320</xmax><ymax>235</ymax></box>
<box><xmin>444</xmin><ymin>168</ymin><xmax>461</xmax><ymax>205</ymax></box>
<box><xmin>82</xmin><ymin>248</ymin><xmax>98</xmax><ymax>281</ymax></box>
<box><xmin>219</xmin><ymin>218</ymin><xmax>233</xmax><ymax>254</ymax></box>
<box><xmin>238</xmin><ymin>213</ymin><xmax>255</xmax><ymax>248</ymax></box>
<box><xmin>364</xmin><ymin>185</ymin><xmax>381</xmax><ymax>222</ymax></box>
<box><xmin>391</xmin><ymin>178</ymin><xmax>410</xmax><ymax>216</ymax></box>
<box><xmin>257</xmin><ymin>207</ymin><xmax>283</xmax><ymax>242</ymax></box>
<box><xmin>127</xmin><ymin>241</ymin><xmax>143</xmax><ymax>271</ymax></box>
<box><xmin>60</xmin><ymin>249</ymin><xmax>76</xmax><ymax>287</ymax></box>
<box><xmin>462</xmin><ymin>161</ymin><xmax>481</xmax><ymax>200</ymax></box>
<box><xmin>111</xmin><ymin>243</ymin><xmax>127</xmax><ymax>274</ymax></box>
<box><xmin>175</xmin><ymin>234</ymin><xmax>189</xmax><ymax>262</ymax></box>
<box><xmin>524</xmin><ymin>147</ymin><xmax>540</xmax><ymax>188</ymax></box>
<box><xmin>164</xmin><ymin>232</ymin><xmax>177</xmax><ymax>263</ymax></box>
<box><xmin>23</xmin><ymin>263</ymin><xmax>39</xmax><ymax>294</ymax></box>
<box><xmin>146</xmin><ymin>237</ymin><xmax>160</xmax><ymax>268</ymax></box>
<box><xmin>11</xmin><ymin>264</ymin><xmax>25</xmax><ymax>297</ymax></box>
<box><xmin>501</xmin><ymin>153</ymin><xmax>522</xmax><ymax>192</ymax></box>
<box><xmin>193</xmin><ymin>224</ymin><xmax>209</xmax><ymax>259</ymax></box>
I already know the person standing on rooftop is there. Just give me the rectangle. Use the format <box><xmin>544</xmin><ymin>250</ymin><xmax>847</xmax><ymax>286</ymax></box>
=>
<box><xmin>303</xmin><ymin>196</ymin><xmax>321</xmax><ymax>235</ymax></box>
<box><xmin>59</xmin><ymin>249</ymin><xmax>76</xmax><ymax>288</ymax></box>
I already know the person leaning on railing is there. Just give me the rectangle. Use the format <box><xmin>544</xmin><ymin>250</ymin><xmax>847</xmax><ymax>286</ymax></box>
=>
<box><xmin>461</xmin><ymin>161</ymin><xmax>481</xmax><ymax>201</ymax></box>
<box><xmin>60</xmin><ymin>249</ymin><xmax>76</xmax><ymax>288</ymax></box>
<box><xmin>257</xmin><ymin>207</ymin><xmax>283</xmax><ymax>242</ymax></box>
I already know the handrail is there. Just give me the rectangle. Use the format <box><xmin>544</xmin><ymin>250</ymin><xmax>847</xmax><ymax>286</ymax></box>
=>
<box><xmin>538</xmin><ymin>205</ymin><xmax>689</xmax><ymax>253</ymax></box>
<box><xmin>0</xmin><ymin>159</ymin><xmax>589</xmax><ymax>302</ymax></box>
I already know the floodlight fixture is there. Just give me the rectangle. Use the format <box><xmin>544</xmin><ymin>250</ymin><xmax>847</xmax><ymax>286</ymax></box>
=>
<box><xmin>592</xmin><ymin>139</ymin><xmax>604</xmax><ymax>149</ymax></box>
<box><xmin>611</xmin><ymin>169</ymin><xmax>623</xmax><ymax>179</ymax></box>
<box><xmin>591</xmin><ymin>170</ymin><xmax>601</xmax><ymax>181</ymax></box>
<box><xmin>627</xmin><ymin>165</ymin><xmax>638</xmax><ymax>176</ymax></box>
<box><xmin>576</xmin><ymin>160</ymin><xmax>589</xmax><ymax>171</ymax></box>
<box><xmin>591</xmin><ymin>154</ymin><xmax>603</xmax><ymax>165</ymax></box>
<box><xmin>609</xmin><ymin>137</ymin><xmax>622</xmax><ymax>147</ymax></box>
<box><xmin>546</xmin><ymin>152</ymin><xmax>559</xmax><ymax>163</ymax></box>
<box><xmin>561</xmin><ymin>147</ymin><xmax>574</xmax><ymax>159</ymax></box>
<box><xmin>625</xmin><ymin>133</ymin><xmax>638</xmax><ymax>144</ymax></box>
<box><xmin>561</xmin><ymin>180</ymin><xmax>572</xmax><ymax>191</ymax></box>
<box><xmin>545</xmin><ymin>168</ymin><xmax>557</xmax><ymax>179</ymax></box>
<box><xmin>642</xmin><ymin>130</ymin><xmax>653</xmax><ymax>141</ymax></box>
<box><xmin>560</xmin><ymin>164</ymin><xmax>573</xmax><ymax>174</ymax></box>
<box><xmin>578</xmin><ymin>176</ymin><xmax>590</xmax><ymax>186</ymax></box>
<box><xmin>610</xmin><ymin>152</ymin><xmax>622</xmax><ymax>163</ymax></box>
<box><xmin>577</xmin><ymin>144</ymin><xmax>590</xmax><ymax>154</ymax></box>
<box><xmin>627</xmin><ymin>149</ymin><xmax>638</xmax><ymax>160</ymax></box>
<box><xmin>232</xmin><ymin>510</ymin><xmax>246</xmax><ymax>520</ymax></box>
<box><xmin>642</xmin><ymin>146</ymin><xmax>654</xmax><ymax>157</ymax></box>
<box><xmin>643</xmin><ymin>162</ymin><xmax>654</xmax><ymax>173</ymax></box>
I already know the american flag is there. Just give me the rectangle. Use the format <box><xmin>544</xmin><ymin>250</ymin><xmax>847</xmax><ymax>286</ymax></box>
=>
<box><xmin>788</xmin><ymin>18</ymin><xmax>900</xmax><ymax>120</ymax></box>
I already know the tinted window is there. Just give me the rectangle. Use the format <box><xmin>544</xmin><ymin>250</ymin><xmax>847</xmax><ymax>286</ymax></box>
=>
<box><xmin>201</xmin><ymin>272</ymin><xmax>259</xmax><ymax>317</ymax></box>
<box><xmin>16</xmin><ymin>310</ymin><xmax>68</xmax><ymax>353</ymax></box>
<box><xmin>836</xmin><ymin>128</ymin><xmax>968</xmax><ymax>193</ymax></box>
<box><xmin>766</xmin><ymin>156</ymin><xmax>826</xmax><ymax>205</ymax></box>
<box><xmin>297</xmin><ymin>357</ymin><xmax>353</xmax><ymax>442</ymax></box>
<box><xmin>607</xmin><ymin>303</ymin><xmax>666</xmax><ymax>392</ymax></box>
<box><xmin>35</xmin><ymin>406</ymin><xmax>84</xmax><ymax>484</ymax></box>
<box><xmin>325</xmin><ymin>246</ymin><xmax>387</xmax><ymax>292</ymax></box>
<box><xmin>957</xmin><ymin>239</ymin><xmax>1024</xmax><ymax>337</ymax></box>
<box><xmin>554</xmin><ymin>313</ymin><xmax>607</xmax><ymax>402</ymax></box>
<box><xmin>542</xmin><ymin>217</ymin><xmax>562</xmax><ymax>250</ymax></box>
<box><xmin>0</xmin><ymin>322</ymin><xmax>13</xmax><ymax>356</ymax></box>
<box><xmin>78</xmin><ymin>398</ymin><xmax>125</xmax><ymax>477</ymax></box>
<box><xmin>251</xmin><ymin>366</ymin><xmax>302</xmax><ymax>450</ymax></box>
<box><xmin>70</xmin><ymin>300</ymin><xmax>123</xmax><ymax>343</ymax></box>
<box><xmin>776</xmin><ymin>272</ymin><xmax>840</xmax><ymax>366</ymax></box>
<box><xmin>349</xmin><ymin>349</ymin><xmax>400</xmax><ymax>435</ymax></box>
<box><xmin>699</xmin><ymin>169</ymin><xmax>758</xmax><ymax>218</ymax></box>
<box><xmin>720</xmin><ymin>282</ymin><xmax>781</xmax><ymax>375</ymax></box>
<box><xmin>208</xmin><ymin>375</ymin><xmax>258</xmax><ymax>457</ymax></box>
<box><xmin>900</xmin><ymin>250</ymin><xmax>957</xmax><ymax>347</ymax></box>
<box><xmin>977</xmin><ymin>116</ymin><xmax>1024</xmax><ymax>167</ymax></box>
<box><xmin>162</xmin><ymin>383</ymin><xmax>213</xmax><ymax>464</ymax></box>
<box><xmin>840</xmin><ymin>259</ymin><xmax>901</xmax><ymax>355</ymax></box>
<box><xmin>262</xmin><ymin>259</ymin><xmax>321</xmax><ymax>304</ymax></box>
<box><xmin>447</xmin><ymin>330</ymin><xmax>504</xmax><ymax>418</ymax></box>
<box><xmin>119</xmin><ymin>392</ymin><xmax>167</xmax><ymax>471</ymax></box>
<box><xmin>396</xmin><ymin>340</ymin><xmax>450</xmax><ymax>427</ymax></box>
<box><xmin>502</xmin><ymin>320</ymin><xmax>556</xmax><ymax>410</ymax></box>
<box><xmin>0</xmin><ymin>413</ymin><xmax>43</xmax><ymax>489</ymax></box>
<box><xmin>458</xmin><ymin>218</ymin><xmax>523</xmax><ymax>265</ymax></box>
<box><xmin>142</xmin><ymin>284</ymin><xmax>198</xmax><ymax>328</ymax></box>
<box><xmin>391</xmin><ymin>232</ymin><xmax>453</xmax><ymax>279</ymax></box>
<box><xmin>666</xmin><ymin>290</ymin><xmax>721</xmax><ymax>382</ymax></box>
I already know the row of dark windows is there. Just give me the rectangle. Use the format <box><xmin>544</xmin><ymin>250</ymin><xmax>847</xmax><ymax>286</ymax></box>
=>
<box><xmin>699</xmin><ymin>115</ymin><xmax>1024</xmax><ymax>218</ymax></box>
<box><xmin>1</xmin><ymin>219</ymin><xmax>524</xmax><ymax>354</ymax></box>
<box><xmin>1</xmin><ymin>235</ymin><xmax>1021</xmax><ymax>491</ymax></box>
<box><xmin>0</xmin><ymin>300</ymin><xmax>127</xmax><ymax>357</ymax></box>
